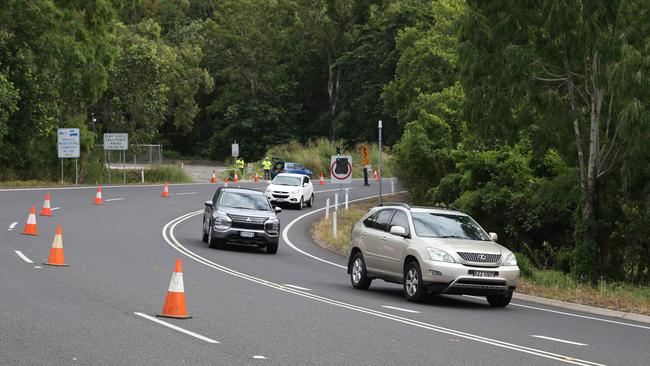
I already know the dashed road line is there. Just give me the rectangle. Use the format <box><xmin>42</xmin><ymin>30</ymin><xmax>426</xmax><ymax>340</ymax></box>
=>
<box><xmin>8</xmin><ymin>222</ymin><xmax>18</xmax><ymax>231</ymax></box>
<box><xmin>382</xmin><ymin>305</ymin><xmax>421</xmax><ymax>314</ymax></box>
<box><xmin>253</xmin><ymin>355</ymin><xmax>266</xmax><ymax>359</ymax></box>
<box><xmin>104</xmin><ymin>198</ymin><xmax>124</xmax><ymax>202</ymax></box>
<box><xmin>283</xmin><ymin>284</ymin><xmax>312</xmax><ymax>291</ymax></box>
<box><xmin>176</xmin><ymin>192</ymin><xmax>198</xmax><ymax>196</ymax></box>
<box><xmin>51</xmin><ymin>207</ymin><xmax>61</xmax><ymax>211</ymax></box>
<box><xmin>14</xmin><ymin>250</ymin><xmax>34</xmax><ymax>264</ymax></box>
<box><xmin>531</xmin><ymin>335</ymin><xmax>588</xmax><ymax>346</ymax></box>
<box><xmin>134</xmin><ymin>312</ymin><xmax>219</xmax><ymax>344</ymax></box>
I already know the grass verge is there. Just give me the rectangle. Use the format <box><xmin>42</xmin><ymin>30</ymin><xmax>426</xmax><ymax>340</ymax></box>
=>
<box><xmin>312</xmin><ymin>195</ymin><xmax>650</xmax><ymax>316</ymax></box>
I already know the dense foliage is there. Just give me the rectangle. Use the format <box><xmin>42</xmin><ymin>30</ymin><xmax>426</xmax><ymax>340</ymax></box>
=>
<box><xmin>1</xmin><ymin>1</ymin><xmax>648</xmax><ymax>284</ymax></box>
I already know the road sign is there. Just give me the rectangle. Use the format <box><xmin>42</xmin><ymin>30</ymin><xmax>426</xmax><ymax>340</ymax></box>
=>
<box><xmin>361</xmin><ymin>146</ymin><xmax>370</xmax><ymax>166</ymax></box>
<box><xmin>330</xmin><ymin>155</ymin><xmax>352</xmax><ymax>184</ymax></box>
<box><xmin>103</xmin><ymin>133</ymin><xmax>128</xmax><ymax>150</ymax></box>
<box><xmin>232</xmin><ymin>143</ymin><xmax>239</xmax><ymax>157</ymax></box>
<box><xmin>247</xmin><ymin>162</ymin><xmax>253</xmax><ymax>174</ymax></box>
<box><xmin>57</xmin><ymin>128</ymin><xmax>80</xmax><ymax>158</ymax></box>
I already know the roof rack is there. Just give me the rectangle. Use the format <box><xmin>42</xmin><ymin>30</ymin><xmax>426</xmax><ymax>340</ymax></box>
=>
<box><xmin>429</xmin><ymin>205</ymin><xmax>459</xmax><ymax>211</ymax></box>
<box><xmin>379</xmin><ymin>202</ymin><xmax>411</xmax><ymax>209</ymax></box>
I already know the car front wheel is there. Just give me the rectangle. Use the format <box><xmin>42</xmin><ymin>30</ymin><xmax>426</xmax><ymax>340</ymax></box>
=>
<box><xmin>404</xmin><ymin>261</ymin><xmax>425</xmax><ymax>302</ymax></box>
<box><xmin>296</xmin><ymin>197</ymin><xmax>303</xmax><ymax>210</ymax></box>
<box><xmin>201</xmin><ymin>215</ymin><xmax>208</xmax><ymax>243</ymax></box>
<box><xmin>350</xmin><ymin>252</ymin><xmax>372</xmax><ymax>289</ymax></box>
<box><xmin>266</xmin><ymin>241</ymin><xmax>278</xmax><ymax>254</ymax></box>
<box><xmin>487</xmin><ymin>289</ymin><xmax>513</xmax><ymax>307</ymax></box>
<box><xmin>306</xmin><ymin>194</ymin><xmax>314</xmax><ymax>208</ymax></box>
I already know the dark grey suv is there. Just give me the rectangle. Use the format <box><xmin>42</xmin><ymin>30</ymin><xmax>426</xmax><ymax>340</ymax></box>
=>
<box><xmin>202</xmin><ymin>187</ymin><xmax>281</xmax><ymax>254</ymax></box>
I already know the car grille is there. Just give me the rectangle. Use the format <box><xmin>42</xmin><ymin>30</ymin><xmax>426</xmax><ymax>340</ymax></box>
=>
<box><xmin>272</xmin><ymin>192</ymin><xmax>289</xmax><ymax>198</ymax></box>
<box><xmin>228</xmin><ymin>214</ymin><xmax>267</xmax><ymax>230</ymax></box>
<box><xmin>457</xmin><ymin>252</ymin><xmax>501</xmax><ymax>263</ymax></box>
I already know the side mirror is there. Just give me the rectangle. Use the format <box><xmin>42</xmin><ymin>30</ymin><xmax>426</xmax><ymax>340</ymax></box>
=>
<box><xmin>390</xmin><ymin>225</ymin><xmax>407</xmax><ymax>237</ymax></box>
<box><xmin>303</xmin><ymin>183</ymin><xmax>308</xmax><ymax>187</ymax></box>
<box><xmin>204</xmin><ymin>200</ymin><xmax>213</xmax><ymax>207</ymax></box>
<box><xmin>489</xmin><ymin>232</ymin><xmax>498</xmax><ymax>241</ymax></box>
<box><xmin>275</xmin><ymin>206</ymin><xmax>282</xmax><ymax>213</ymax></box>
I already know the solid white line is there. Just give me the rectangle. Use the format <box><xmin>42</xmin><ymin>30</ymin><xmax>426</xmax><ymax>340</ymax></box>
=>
<box><xmin>134</xmin><ymin>312</ymin><xmax>219</xmax><ymax>344</ymax></box>
<box><xmin>382</xmin><ymin>305</ymin><xmax>421</xmax><ymax>314</ymax></box>
<box><xmin>281</xmin><ymin>191</ymin><xmax>409</xmax><ymax>270</ymax></box>
<box><xmin>512</xmin><ymin>303</ymin><xmax>650</xmax><ymax>331</ymax></box>
<box><xmin>0</xmin><ymin>182</ymin><xmax>218</xmax><ymax>193</ymax></box>
<box><xmin>14</xmin><ymin>250</ymin><xmax>34</xmax><ymax>264</ymax></box>
<box><xmin>162</xmin><ymin>211</ymin><xmax>606</xmax><ymax>366</ymax></box>
<box><xmin>8</xmin><ymin>222</ymin><xmax>18</xmax><ymax>231</ymax></box>
<box><xmin>176</xmin><ymin>192</ymin><xmax>198</xmax><ymax>196</ymax></box>
<box><xmin>283</xmin><ymin>284</ymin><xmax>312</xmax><ymax>291</ymax></box>
<box><xmin>531</xmin><ymin>335</ymin><xmax>588</xmax><ymax>346</ymax></box>
<box><xmin>51</xmin><ymin>207</ymin><xmax>61</xmax><ymax>211</ymax></box>
<box><xmin>104</xmin><ymin>198</ymin><xmax>124</xmax><ymax>202</ymax></box>
<box><xmin>252</xmin><ymin>355</ymin><xmax>266</xmax><ymax>359</ymax></box>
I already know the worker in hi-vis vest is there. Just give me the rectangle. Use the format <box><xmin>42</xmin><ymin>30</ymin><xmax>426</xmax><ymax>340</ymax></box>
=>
<box><xmin>236</xmin><ymin>158</ymin><xmax>245</xmax><ymax>177</ymax></box>
<box><xmin>262</xmin><ymin>157</ymin><xmax>272</xmax><ymax>180</ymax></box>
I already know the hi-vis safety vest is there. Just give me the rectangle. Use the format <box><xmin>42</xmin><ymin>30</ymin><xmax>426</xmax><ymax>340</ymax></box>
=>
<box><xmin>262</xmin><ymin>160</ymin><xmax>272</xmax><ymax>169</ymax></box>
<box><xmin>237</xmin><ymin>159</ymin><xmax>245</xmax><ymax>169</ymax></box>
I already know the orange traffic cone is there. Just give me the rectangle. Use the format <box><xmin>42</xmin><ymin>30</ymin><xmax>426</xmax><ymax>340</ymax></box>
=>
<box><xmin>374</xmin><ymin>170</ymin><xmax>379</xmax><ymax>182</ymax></box>
<box><xmin>254</xmin><ymin>173</ymin><xmax>260</xmax><ymax>183</ymax></box>
<box><xmin>319</xmin><ymin>172</ymin><xmax>325</xmax><ymax>185</ymax></box>
<box><xmin>95</xmin><ymin>185</ymin><xmax>103</xmax><ymax>205</ymax></box>
<box><xmin>40</xmin><ymin>193</ymin><xmax>52</xmax><ymax>216</ymax></box>
<box><xmin>44</xmin><ymin>225</ymin><xmax>68</xmax><ymax>266</ymax></box>
<box><xmin>210</xmin><ymin>172</ymin><xmax>216</xmax><ymax>183</ymax></box>
<box><xmin>22</xmin><ymin>205</ymin><xmax>38</xmax><ymax>236</ymax></box>
<box><xmin>223</xmin><ymin>177</ymin><xmax>229</xmax><ymax>183</ymax></box>
<box><xmin>162</xmin><ymin>182</ymin><xmax>170</xmax><ymax>198</ymax></box>
<box><xmin>157</xmin><ymin>258</ymin><xmax>191</xmax><ymax>319</ymax></box>
<box><xmin>233</xmin><ymin>172</ymin><xmax>239</xmax><ymax>183</ymax></box>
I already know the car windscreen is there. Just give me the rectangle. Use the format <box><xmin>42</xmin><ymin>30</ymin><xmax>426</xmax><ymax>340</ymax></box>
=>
<box><xmin>218</xmin><ymin>191</ymin><xmax>271</xmax><ymax>211</ymax></box>
<box><xmin>411</xmin><ymin>212</ymin><xmax>490</xmax><ymax>241</ymax></box>
<box><xmin>272</xmin><ymin>176</ymin><xmax>301</xmax><ymax>186</ymax></box>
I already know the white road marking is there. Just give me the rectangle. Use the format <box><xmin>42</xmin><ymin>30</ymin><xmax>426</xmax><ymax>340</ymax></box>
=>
<box><xmin>14</xmin><ymin>250</ymin><xmax>34</xmax><ymax>264</ymax></box>
<box><xmin>8</xmin><ymin>222</ymin><xmax>18</xmax><ymax>231</ymax></box>
<box><xmin>134</xmin><ymin>312</ymin><xmax>219</xmax><ymax>344</ymax></box>
<box><xmin>283</xmin><ymin>284</ymin><xmax>312</xmax><ymax>291</ymax></box>
<box><xmin>51</xmin><ymin>207</ymin><xmax>61</xmax><ymax>211</ymax></box>
<box><xmin>176</xmin><ymin>192</ymin><xmax>198</xmax><ymax>196</ymax></box>
<box><xmin>314</xmin><ymin>187</ymin><xmax>351</xmax><ymax>194</ymax></box>
<box><xmin>34</xmin><ymin>266</ymin><xmax>42</xmax><ymax>269</ymax></box>
<box><xmin>282</xmin><ymin>191</ymin><xmax>409</xmax><ymax>270</ymax></box>
<box><xmin>162</xmin><ymin>211</ymin><xmax>606</xmax><ymax>366</ymax></box>
<box><xmin>104</xmin><ymin>198</ymin><xmax>124</xmax><ymax>202</ymax></box>
<box><xmin>382</xmin><ymin>305</ymin><xmax>421</xmax><ymax>314</ymax></box>
<box><xmin>253</xmin><ymin>355</ymin><xmax>266</xmax><ymax>359</ymax></box>
<box><xmin>531</xmin><ymin>335</ymin><xmax>588</xmax><ymax>346</ymax></box>
<box><xmin>512</xmin><ymin>303</ymin><xmax>650</xmax><ymax>331</ymax></box>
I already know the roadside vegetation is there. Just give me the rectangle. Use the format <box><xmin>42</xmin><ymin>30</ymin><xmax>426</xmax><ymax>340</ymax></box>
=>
<box><xmin>313</xmin><ymin>197</ymin><xmax>650</xmax><ymax>315</ymax></box>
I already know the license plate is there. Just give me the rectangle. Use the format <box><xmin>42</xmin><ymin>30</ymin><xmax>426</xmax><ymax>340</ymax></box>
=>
<box><xmin>471</xmin><ymin>270</ymin><xmax>497</xmax><ymax>277</ymax></box>
<box><xmin>275</xmin><ymin>198</ymin><xmax>284</xmax><ymax>202</ymax></box>
<box><xmin>240</xmin><ymin>231</ymin><xmax>255</xmax><ymax>238</ymax></box>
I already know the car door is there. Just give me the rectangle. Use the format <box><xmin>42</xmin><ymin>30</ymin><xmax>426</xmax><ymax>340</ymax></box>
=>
<box><xmin>302</xmin><ymin>176</ymin><xmax>313</xmax><ymax>200</ymax></box>
<box><xmin>364</xmin><ymin>209</ymin><xmax>396</xmax><ymax>276</ymax></box>
<box><xmin>204</xmin><ymin>189</ymin><xmax>221</xmax><ymax>231</ymax></box>
<box><xmin>380</xmin><ymin>210</ymin><xmax>412</xmax><ymax>277</ymax></box>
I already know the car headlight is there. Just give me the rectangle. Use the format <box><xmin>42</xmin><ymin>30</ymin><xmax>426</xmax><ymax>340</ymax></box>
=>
<box><xmin>213</xmin><ymin>212</ymin><xmax>231</xmax><ymax>230</ymax></box>
<box><xmin>427</xmin><ymin>248</ymin><xmax>455</xmax><ymax>263</ymax></box>
<box><xmin>291</xmin><ymin>189</ymin><xmax>301</xmax><ymax>194</ymax></box>
<box><xmin>503</xmin><ymin>253</ymin><xmax>517</xmax><ymax>266</ymax></box>
<box><xmin>264</xmin><ymin>218</ymin><xmax>279</xmax><ymax>234</ymax></box>
<box><xmin>265</xmin><ymin>187</ymin><xmax>272</xmax><ymax>193</ymax></box>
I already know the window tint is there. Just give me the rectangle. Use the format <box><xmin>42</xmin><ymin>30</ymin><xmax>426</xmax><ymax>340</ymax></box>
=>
<box><xmin>374</xmin><ymin>209</ymin><xmax>396</xmax><ymax>232</ymax></box>
<box><xmin>303</xmin><ymin>176</ymin><xmax>310</xmax><ymax>184</ymax></box>
<box><xmin>285</xmin><ymin>163</ymin><xmax>295</xmax><ymax>169</ymax></box>
<box><xmin>363</xmin><ymin>212</ymin><xmax>378</xmax><ymax>228</ymax></box>
<box><xmin>390</xmin><ymin>211</ymin><xmax>410</xmax><ymax>235</ymax></box>
<box><xmin>212</xmin><ymin>189</ymin><xmax>221</xmax><ymax>204</ymax></box>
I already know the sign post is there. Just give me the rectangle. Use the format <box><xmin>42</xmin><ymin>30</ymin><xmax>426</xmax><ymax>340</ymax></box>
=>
<box><xmin>330</xmin><ymin>155</ymin><xmax>353</xmax><ymax>185</ymax></box>
<box><xmin>361</xmin><ymin>145</ymin><xmax>371</xmax><ymax>186</ymax></box>
<box><xmin>57</xmin><ymin>128</ymin><xmax>80</xmax><ymax>184</ymax></box>
<box><xmin>104</xmin><ymin>133</ymin><xmax>128</xmax><ymax>184</ymax></box>
<box><xmin>231</xmin><ymin>142</ymin><xmax>239</xmax><ymax>157</ymax></box>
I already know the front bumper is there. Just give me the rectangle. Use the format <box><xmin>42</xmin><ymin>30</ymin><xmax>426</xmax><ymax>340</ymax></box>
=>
<box><xmin>211</xmin><ymin>227</ymin><xmax>279</xmax><ymax>246</ymax></box>
<box><xmin>266</xmin><ymin>192</ymin><xmax>301</xmax><ymax>204</ymax></box>
<box><xmin>421</xmin><ymin>260</ymin><xmax>519</xmax><ymax>295</ymax></box>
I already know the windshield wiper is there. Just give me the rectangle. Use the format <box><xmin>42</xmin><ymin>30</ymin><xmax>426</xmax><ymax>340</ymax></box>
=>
<box><xmin>439</xmin><ymin>235</ymin><xmax>467</xmax><ymax>239</ymax></box>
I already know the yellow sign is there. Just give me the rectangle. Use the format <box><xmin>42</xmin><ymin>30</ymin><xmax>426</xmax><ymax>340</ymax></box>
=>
<box><xmin>361</xmin><ymin>146</ymin><xmax>370</xmax><ymax>166</ymax></box>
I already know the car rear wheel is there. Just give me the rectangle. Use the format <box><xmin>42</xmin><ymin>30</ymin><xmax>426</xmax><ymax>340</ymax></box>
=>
<box><xmin>266</xmin><ymin>242</ymin><xmax>278</xmax><ymax>254</ymax></box>
<box><xmin>350</xmin><ymin>252</ymin><xmax>372</xmax><ymax>289</ymax></box>
<box><xmin>306</xmin><ymin>194</ymin><xmax>314</xmax><ymax>208</ymax></box>
<box><xmin>486</xmin><ymin>289</ymin><xmax>513</xmax><ymax>307</ymax></box>
<box><xmin>404</xmin><ymin>261</ymin><xmax>425</xmax><ymax>302</ymax></box>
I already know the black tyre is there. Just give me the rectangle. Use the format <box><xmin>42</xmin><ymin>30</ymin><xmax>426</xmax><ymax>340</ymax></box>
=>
<box><xmin>306</xmin><ymin>194</ymin><xmax>314</xmax><ymax>208</ymax></box>
<box><xmin>350</xmin><ymin>252</ymin><xmax>372</xmax><ymax>289</ymax></box>
<box><xmin>207</xmin><ymin>220</ymin><xmax>223</xmax><ymax>249</ymax></box>
<box><xmin>403</xmin><ymin>261</ymin><xmax>426</xmax><ymax>302</ymax></box>
<box><xmin>296</xmin><ymin>197</ymin><xmax>303</xmax><ymax>210</ymax></box>
<box><xmin>487</xmin><ymin>289</ymin><xmax>513</xmax><ymax>307</ymax></box>
<box><xmin>201</xmin><ymin>215</ymin><xmax>209</xmax><ymax>243</ymax></box>
<box><xmin>266</xmin><ymin>241</ymin><xmax>278</xmax><ymax>254</ymax></box>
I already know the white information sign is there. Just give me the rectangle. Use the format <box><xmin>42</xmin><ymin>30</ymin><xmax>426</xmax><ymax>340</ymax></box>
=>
<box><xmin>247</xmin><ymin>162</ymin><xmax>253</xmax><ymax>174</ymax></box>
<box><xmin>330</xmin><ymin>155</ymin><xmax>352</xmax><ymax>184</ymax></box>
<box><xmin>232</xmin><ymin>143</ymin><xmax>239</xmax><ymax>157</ymax></box>
<box><xmin>57</xmin><ymin>128</ymin><xmax>80</xmax><ymax>158</ymax></box>
<box><xmin>103</xmin><ymin>133</ymin><xmax>129</xmax><ymax>150</ymax></box>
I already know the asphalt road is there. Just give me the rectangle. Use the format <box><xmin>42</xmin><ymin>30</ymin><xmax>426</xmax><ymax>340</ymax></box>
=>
<box><xmin>1</xmin><ymin>180</ymin><xmax>648</xmax><ymax>365</ymax></box>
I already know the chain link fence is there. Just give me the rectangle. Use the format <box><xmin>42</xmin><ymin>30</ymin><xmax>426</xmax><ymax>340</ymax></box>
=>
<box><xmin>94</xmin><ymin>144</ymin><xmax>163</xmax><ymax>167</ymax></box>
